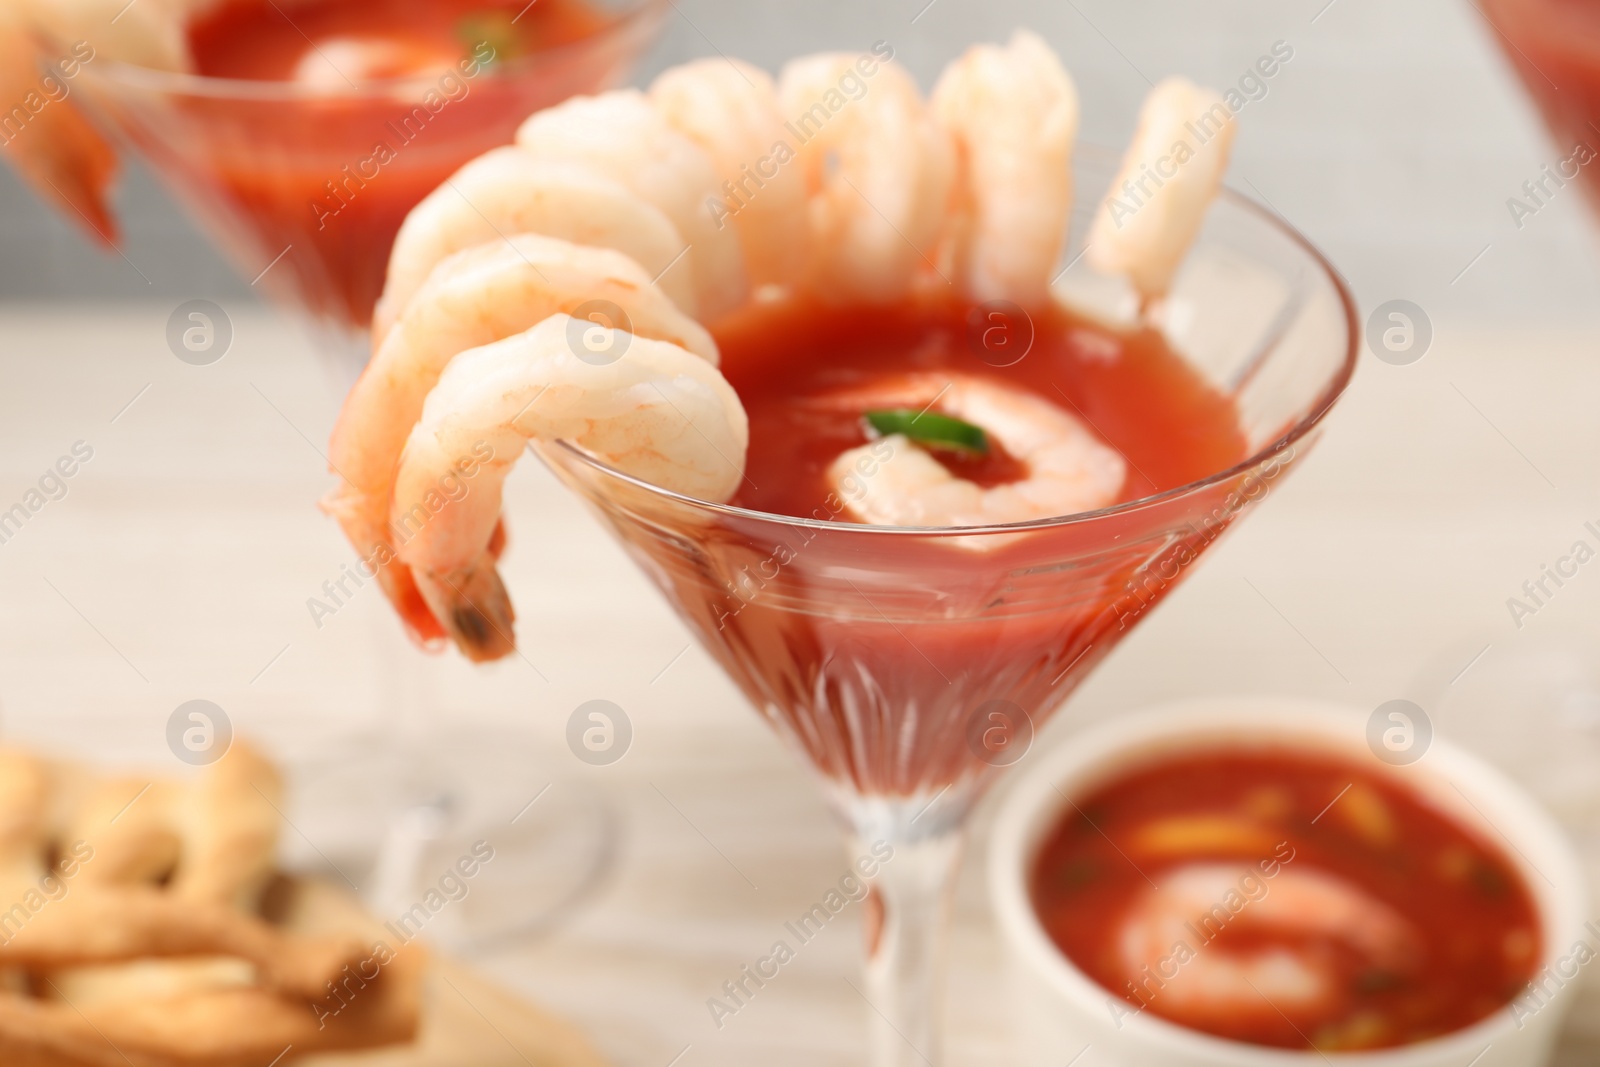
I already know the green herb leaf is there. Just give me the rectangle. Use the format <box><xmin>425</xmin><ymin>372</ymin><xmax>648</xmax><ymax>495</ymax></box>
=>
<box><xmin>457</xmin><ymin>12</ymin><xmax>520</xmax><ymax>67</ymax></box>
<box><xmin>1051</xmin><ymin>858</ymin><xmax>1098</xmax><ymax>893</ymax></box>
<box><xmin>864</xmin><ymin>409</ymin><xmax>989</xmax><ymax>455</ymax></box>
<box><xmin>1353</xmin><ymin>969</ymin><xmax>1404</xmax><ymax>995</ymax></box>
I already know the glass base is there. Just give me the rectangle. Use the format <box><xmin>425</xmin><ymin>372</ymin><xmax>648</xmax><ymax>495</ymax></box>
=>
<box><xmin>285</xmin><ymin>729</ymin><xmax>617</xmax><ymax>952</ymax></box>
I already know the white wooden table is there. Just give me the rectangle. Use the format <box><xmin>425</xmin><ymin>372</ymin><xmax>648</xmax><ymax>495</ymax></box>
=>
<box><xmin>0</xmin><ymin>304</ymin><xmax>1596</xmax><ymax>1065</ymax></box>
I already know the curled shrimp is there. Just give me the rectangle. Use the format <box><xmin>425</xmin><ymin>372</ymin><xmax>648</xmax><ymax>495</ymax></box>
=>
<box><xmin>390</xmin><ymin>314</ymin><xmax>747</xmax><ymax>660</ymax></box>
<box><xmin>825</xmin><ymin>374</ymin><xmax>1126</xmax><ymax>529</ymax></box>
<box><xmin>931</xmin><ymin>29</ymin><xmax>1079</xmax><ymax>306</ymax></box>
<box><xmin>2</xmin><ymin>0</ymin><xmax>210</xmax><ymax>243</ymax></box>
<box><xmin>1118</xmin><ymin>862</ymin><xmax>1419</xmax><ymax>1028</ymax></box>
<box><xmin>0</xmin><ymin>11</ymin><xmax>119</xmax><ymax>244</ymax></box>
<box><xmin>1087</xmin><ymin>77</ymin><xmax>1238</xmax><ymax>299</ymax></box>
<box><xmin>649</xmin><ymin>57</ymin><xmax>810</xmax><ymax>290</ymax></box>
<box><xmin>515</xmin><ymin>89</ymin><xmax>748</xmax><ymax>320</ymax></box>
<box><xmin>326</xmin><ymin>233</ymin><xmax>716</xmax><ymax>646</ymax></box>
<box><xmin>777</xmin><ymin>53</ymin><xmax>953</xmax><ymax>304</ymax></box>
<box><xmin>372</xmin><ymin>146</ymin><xmax>698</xmax><ymax>342</ymax></box>
<box><xmin>14</xmin><ymin>0</ymin><xmax>194</xmax><ymax>71</ymax></box>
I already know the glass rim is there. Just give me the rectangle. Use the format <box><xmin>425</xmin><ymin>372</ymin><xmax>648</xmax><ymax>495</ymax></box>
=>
<box><xmin>546</xmin><ymin>180</ymin><xmax>1360</xmax><ymax>538</ymax></box>
<box><xmin>66</xmin><ymin>0</ymin><xmax>668</xmax><ymax>101</ymax></box>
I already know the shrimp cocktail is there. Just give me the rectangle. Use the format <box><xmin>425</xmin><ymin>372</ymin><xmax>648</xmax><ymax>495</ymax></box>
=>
<box><xmin>1481</xmin><ymin>0</ymin><xmax>1600</xmax><ymax>213</ymax></box>
<box><xmin>325</xmin><ymin>31</ymin><xmax>1358</xmax><ymax>1065</ymax></box>
<box><xmin>0</xmin><ymin>0</ymin><xmax>664</xmax><ymax>372</ymax></box>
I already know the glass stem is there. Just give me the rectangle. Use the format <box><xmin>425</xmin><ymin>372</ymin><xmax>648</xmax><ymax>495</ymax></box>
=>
<box><xmin>850</xmin><ymin>820</ymin><xmax>965</xmax><ymax>1067</ymax></box>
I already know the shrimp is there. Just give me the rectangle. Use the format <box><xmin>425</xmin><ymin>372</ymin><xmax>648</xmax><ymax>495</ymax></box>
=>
<box><xmin>1118</xmin><ymin>862</ymin><xmax>1419</xmax><ymax>1027</ymax></box>
<box><xmin>825</xmin><ymin>374</ymin><xmax>1125</xmax><ymax>529</ymax></box>
<box><xmin>289</xmin><ymin>35</ymin><xmax>463</xmax><ymax>88</ymax></box>
<box><xmin>515</xmin><ymin>90</ymin><xmax>748</xmax><ymax>320</ymax></box>
<box><xmin>326</xmin><ymin>233</ymin><xmax>716</xmax><ymax>646</ymax></box>
<box><xmin>649</xmin><ymin>58</ymin><xmax>809</xmax><ymax>290</ymax></box>
<box><xmin>930</xmin><ymin>30</ymin><xmax>1079</xmax><ymax>307</ymax></box>
<box><xmin>1087</xmin><ymin>77</ymin><xmax>1238</xmax><ymax>299</ymax></box>
<box><xmin>14</xmin><ymin>0</ymin><xmax>194</xmax><ymax>72</ymax></box>
<box><xmin>1</xmin><ymin>0</ymin><xmax>202</xmax><ymax>244</ymax></box>
<box><xmin>390</xmin><ymin>314</ymin><xmax>747</xmax><ymax>661</ymax></box>
<box><xmin>372</xmin><ymin>146</ymin><xmax>697</xmax><ymax>342</ymax></box>
<box><xmin>777</xmin><ymin>53</ymin><xmax>953</xmax><ymax>304</ymax></box>
<box><xmin>0</xmin><ymin>8</ymin><xmax>120</xmax><ymax>244</ymax></box>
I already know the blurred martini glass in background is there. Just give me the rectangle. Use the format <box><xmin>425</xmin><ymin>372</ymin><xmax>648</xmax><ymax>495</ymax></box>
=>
<box><xmin>1482</xmin><ymin>0</ymin><xmax>1600</xmax><ymax>210</ymax></box>
<box><xmin>533</xmin><ymin>148</ymin><xmax>1360</xmax><ymax>1065</ymax></box>
<box><xmin>7</xmin><ymin>0</ymin><xmax>669</xmax><ymax>948</ymax></box>
<box><xmin>30</xmin><ymin>0</ymin><xmax>668</xmax><ymax>381</ymax></box>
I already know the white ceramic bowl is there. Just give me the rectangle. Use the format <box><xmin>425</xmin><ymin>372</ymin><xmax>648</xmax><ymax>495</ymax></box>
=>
<box><xmin>988</xmin><ymin>697</ymin><xmax>1590</xmax><ymax>1067</ymax></box>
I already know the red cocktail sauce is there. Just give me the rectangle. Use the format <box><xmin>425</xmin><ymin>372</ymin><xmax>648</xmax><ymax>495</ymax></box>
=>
<box><xmin>1032</xmin><ymin>748</ymin><xmax>1541</xmax><ymax>1050</ymax></box>
<box><xmin>717</xmin><ymin>292</ymin><xmax>1245</xmax><ymax>516</ymax></box>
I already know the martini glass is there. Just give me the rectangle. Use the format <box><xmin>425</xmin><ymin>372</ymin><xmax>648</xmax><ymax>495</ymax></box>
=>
<box><xmin>1480</xmin><ymin>0</ymin><xmax>1600</xmax><ymax>212</ymax></box>
<box><xmin>532</xmin><ymin>150</ymin><xmax>1358</xmax><ymax>1064</ymax></box>
<box><xmin>25</xmin><ymin>1</ymin><xmax>667</xmax><ymax>948</ymax></box>
<box><xmin>61</xmin><ymin>0</ymin><xmax>668</xmax><ymax>384</ymax></box>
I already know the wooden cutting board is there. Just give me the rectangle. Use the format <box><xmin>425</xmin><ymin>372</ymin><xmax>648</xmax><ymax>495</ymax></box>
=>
<box><xmin>284</xmin><ymin>878</ymin><xmax>608</xmax><ymax>1067</ymax></box>
<box><xmin>301</xmin><ymin>959</ymin><xmax>608</xmax><ymax>1067</ymax></box>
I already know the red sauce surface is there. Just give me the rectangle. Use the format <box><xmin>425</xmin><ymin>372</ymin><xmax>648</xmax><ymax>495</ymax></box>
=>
<box><xmin>146</xmin><ymin>0</ymin><xmax>631</xmax><ymax>327</ymax></box>
<box><xmin>1482</xmin><ymin>0</ymin><xmax>1600</xmax><ymax>209</ymax></box>
<box><xmin>717</xmin><ymin>292</ymin><xmax>1246</xmax><ymax>516</ymax></box>
<box><xmin>189</xmin><ymin>0</ymin><xmax>608</xmax><ymax>80</ymax></box>
<box><xmin>1032</xmin><ymin>748</ymin><xmax>1541</xmax><ymax>1051</ymax></box>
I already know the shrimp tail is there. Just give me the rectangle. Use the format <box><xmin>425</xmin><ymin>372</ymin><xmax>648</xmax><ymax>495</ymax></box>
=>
<box><xmin>315</xmin><ymin>515</ymin><xmax>511</xmax><ymax>653</ymax></box>
<box><xmin>4</xmin><ymin>103</ymin><xmax>121</xmax><ymax>246</ymax></box>
<box><xmin>319</xmin><ymin>484</ymin><xmax>449</xmax><ymax>647</ymax></box>
<box><xmin>381</xmin><ymin>564</ymin><xmax>450</xmax><ymax>648</ymax></box>
<box><xmin>0</xmin><ymin>34</ymin><xmax>120</xmax><ymax>247</ymax></box>
<box><xmin>413</xmin><ymin>555</ymin><xmax>517</xmax><ymax>663</ymax></box>
<box><xmin>390</xmin><ymin>518</ymin><xmax>508</xmax><ymax>652</ymax></box>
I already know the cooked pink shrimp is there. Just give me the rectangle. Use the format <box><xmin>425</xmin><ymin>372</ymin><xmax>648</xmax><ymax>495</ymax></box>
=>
<box><xmin>825</xmin><ymin>373</ymin><xmax>1125</xmax><ymax>529</ymax></box>
<box><xmin>372</xmin><ymin>146</ymin><xmax>698</xmax><ymax>342</ymax></box>
<box><xmin>931</xmin><ymin>30</ymin><xmax>1079</xmax><ymax>306</ymax></box>
<box><xmin>515</xmin><ymin>90</ymin><xmax>748</xmax><ymax>320</ymax></box>
<box><xmin>777</xmin><ymin>53</ymin><xmax>953</xmax><ymax>304</ymax></box>
<box><xmin>1</xmin><ymin>0</ymin><xmax>211</xmax><ymax>242</ymax></box>
<box><xmin>390</xmin><ymin>314</ymin><xmax>747</xmax><ymax>660</ymax></box>
<box><xmin>1087</xmin><ymin>77</ymin><xmax>1238</xmax><ymax>299</ymax></box>
<box><xmin>1118</xmin><ymin>863</ymin><xmax>1419</xmax><ymax>1026</ymax></box>
<box><xmin>0</xmin><ymin>12</ymin><xmax>119</xmax><ymax>244</ymax></box>
<box><xmin>326</xmin><ymin>233</ymin><xmax>716</xmax><ymax>647</ymax></box>
<box><xmin>649</xmin><ymin>57</ymin><xmax>809</xmax><ymax>290</ymax></box>
<box><xmin>13</xmin><ymin>0</ymin><xmax>194</xmax><ymax>71</ymax></box>
<box><xmin>289</xmin><ymin>35</ymin><xmax>464</xmax><ymax>87</ymax></box>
